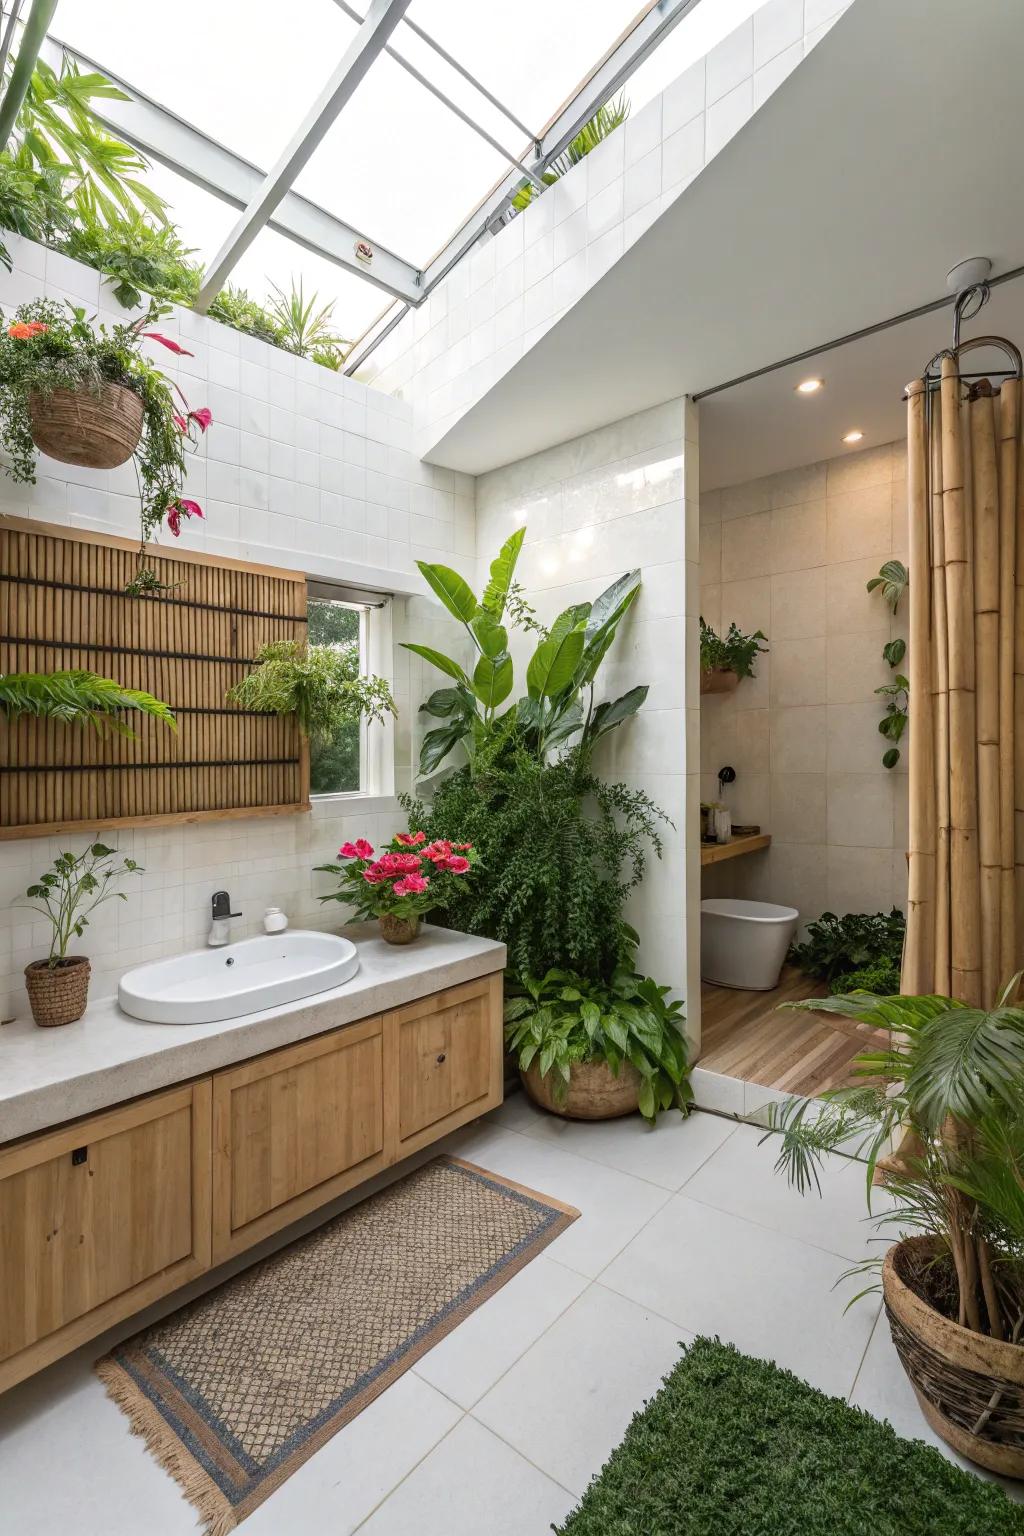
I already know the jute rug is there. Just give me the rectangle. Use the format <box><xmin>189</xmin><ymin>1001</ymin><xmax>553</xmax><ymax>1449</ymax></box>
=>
<box><xmin>97</xmin><ymin>1155</ymin><xmax>578</xmax><ymax>1534</ymax></box>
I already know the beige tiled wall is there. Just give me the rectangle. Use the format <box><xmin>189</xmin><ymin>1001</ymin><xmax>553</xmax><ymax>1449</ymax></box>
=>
<box><xmin>699</xmin><ymin>439</ymin><xmax>908</xmax><ymax>932</ymax></box>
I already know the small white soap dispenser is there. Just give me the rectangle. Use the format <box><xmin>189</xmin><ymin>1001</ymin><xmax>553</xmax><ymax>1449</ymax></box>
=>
<box><xmin>264</xmin><ymin>906</ymin><xmax>288</xmax><ymax>934</ymax></box>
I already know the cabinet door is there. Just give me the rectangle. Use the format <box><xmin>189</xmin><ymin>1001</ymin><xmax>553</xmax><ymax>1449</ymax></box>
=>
<box><xmin>0</xmin><ymin>1081</ymin><xmax>211</xmax><ymax>1393</ymax></box>
<box><xmin>212</xmin><ymin>1016</ymin><xmax>385</xmax><ymax>1261</ymax></box>
<box><xmin>389</xmin><ymin>974</ymin><xmax>503</xmax><ymax>1154</ymax></box>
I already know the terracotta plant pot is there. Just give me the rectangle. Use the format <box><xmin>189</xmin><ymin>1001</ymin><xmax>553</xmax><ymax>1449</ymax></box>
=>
<box><xmin>521</xmin><ymin>1057</ymin><xmax>642</xmax><ymax>1120</ymax></box>
<box><xmin>24</xmin><ymin>956</ymin><xmax>90</xmax><ymax>1028</ymax></box>
<box><xmin>28</xmin><ymin>381</ymin><xmax>143</xmax><ymax>469</ymax></box>
<box><xmin>883</xmin><ymin>1236</ymin><xmax>1024</xmax><ymax>1477</ymax></box>
<box><xmin>379</xmin><ymin>913</ymin><xmax>420</xmax><ymax>945</ymax></box>
<box><xmin>700</xmin><ymin>667</ymin><xmax>740</xmax><ymax>696</ymax></box>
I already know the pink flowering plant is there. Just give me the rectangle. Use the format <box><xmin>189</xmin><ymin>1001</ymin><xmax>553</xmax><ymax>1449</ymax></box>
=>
<box><xmin>315</xmin><ymin>830</ymin><xmax>478</xmax><ymax>923</ymax></box>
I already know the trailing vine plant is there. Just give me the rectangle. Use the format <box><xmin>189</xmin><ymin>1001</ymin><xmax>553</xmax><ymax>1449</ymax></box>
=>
<box><xmin>226</xmin><ymin>640</ymin><xmax>395</xmax><ymax>742</ymax></box>
<box><xmin>867</xmin><ymin>560</ymin><xmax>909</xmax><ymax>768</ymax></box>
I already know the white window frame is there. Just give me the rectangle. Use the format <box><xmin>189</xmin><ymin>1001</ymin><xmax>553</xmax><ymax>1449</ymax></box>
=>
<box><xmin>306</xmin><ymin>578</ymin><xmax>395</xmax><ymax>805</ymax></box>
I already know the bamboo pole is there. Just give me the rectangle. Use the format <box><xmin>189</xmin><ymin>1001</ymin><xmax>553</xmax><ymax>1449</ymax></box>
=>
<box><xmin>1016</xmin><ymin>389</ymin><xmax>1024</xmax><ymax>962</ymax></box>
<box><xmin>931</xmin><ymin>390</ymin><xmax>952</xmax><ymax>994</ymax></box>
<box><xmin>997</xmin><ymin>379</ymin><xmax>1019</xmax><ymax>978</ymax></box>
<box><xmin>903</xmin><ymin>380</ymin><xmax>936</xmax><ymax>993</ymax></box>
<box><xmin>971</xmin><ymin>386</ymin><xmax>1001</xmax><ymax>1006</ymax></box>
<box><xmin>941</xmin><ymin>356</ymin><xmax>982</xmax><ymax>1005</ymax></box>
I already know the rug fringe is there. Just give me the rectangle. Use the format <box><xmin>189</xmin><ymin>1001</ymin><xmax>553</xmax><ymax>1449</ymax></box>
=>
<box><xmin>95</xmin><ymin>1358</ymin><xmax>236</xmax><ymax>1536</ymax></box>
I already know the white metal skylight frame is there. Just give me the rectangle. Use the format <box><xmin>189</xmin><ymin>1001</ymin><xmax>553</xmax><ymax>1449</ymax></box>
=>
<box><xmin>46</xmin><ymin>0</ymin><xmax>706</xmax><ymax>358</ymax></box>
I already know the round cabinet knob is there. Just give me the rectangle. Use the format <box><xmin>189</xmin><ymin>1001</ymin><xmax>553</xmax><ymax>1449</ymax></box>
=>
<box><xmin>436</xmin><ymin>1053</ymin><xmax>447</xmax><ymax>1064</ymax></box>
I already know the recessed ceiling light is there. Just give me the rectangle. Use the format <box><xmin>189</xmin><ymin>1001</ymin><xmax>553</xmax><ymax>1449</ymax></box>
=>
<box><xmin>842</xmin><ymin>429</ymin><xmax>864</xmax><ymax>444</ymax></box>
<box><xmin>795</xmin><ymin>377</ymin><xmax>824</xmax><ymax>394</ymax></box>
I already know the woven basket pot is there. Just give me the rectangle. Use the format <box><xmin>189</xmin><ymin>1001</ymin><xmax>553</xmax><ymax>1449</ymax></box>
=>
<box><xmin>28</xmin><ymin>382</ymin><xmax>144</xmax><ymax>469</ymax></box>
<box><xmin>379</xmin><ymin>913</ymin><xmax>420</xmax><ymax>945</ymax></box>
<box><xmin>883</xmin><ymin>1236</ymin><xmax>1024</xmax><ymax>1477</ymax></box>
<box><xmin>522</xmin><ymin>1057</ymin><xmax>641</xmax><ymax>1120</ymax></box>
<box><xmin>700</xmin><ymin>667</ymin><xmax>739</xmax><ymax>696</ymax></box>
<box><xmin>24</xmin><ymin>956</ymin><xmax>90</xmax><ymax>1028</ymax></box>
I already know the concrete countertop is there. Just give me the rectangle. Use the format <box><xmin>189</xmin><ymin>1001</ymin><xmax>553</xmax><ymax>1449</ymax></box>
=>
<box><xmin>0</xmin><ymin>923</ymin><xmax>506</xmax><ymax>1146</ymax></box>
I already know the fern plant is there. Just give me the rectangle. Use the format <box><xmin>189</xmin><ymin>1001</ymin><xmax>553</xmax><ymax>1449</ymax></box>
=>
<box><xmin>226</xmin><ymin>640</ymin><xmax>394</xmax><ymax>742</ymax></box>
<box><xmin>0</xmin><ymin>670</ymin><xmax>176</xmax><ymax>737</ymax></box>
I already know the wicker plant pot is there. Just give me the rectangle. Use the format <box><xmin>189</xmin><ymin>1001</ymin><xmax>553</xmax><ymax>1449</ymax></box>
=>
<box><xmin>521</xmin><ymin>1057</ymin><xmax>642</xmax><ymax>1120</ymax></box>
<box><xmin>700</xmin><ymin>667</ymin><xmax>740</xmax><ymax>696</ymax></box>
<box><xmin>24</xmin><ymin>956</ymin><xmax>90</xmax><ymax>1028</ymax></box>
<box><xmin>379</xmin><ymin>913</ymin><xmax>420</xmax><ymax>945</ymax></box>
<box><xmin>28</xmin><ymin>382</ymin><xmax>144</xmax><ymax>469</ymax></box>
<box><xmin>883</xmin><ymin>1236</ymin><xmax>1024</xmax><ymax>1477</ymax></box>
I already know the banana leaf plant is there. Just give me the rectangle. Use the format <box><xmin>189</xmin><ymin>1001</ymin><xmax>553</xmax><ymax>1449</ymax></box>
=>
<box><xmin>402</xmin><ymin>526</ymin><xmax>647</xmax><ymax>776</ymax></box>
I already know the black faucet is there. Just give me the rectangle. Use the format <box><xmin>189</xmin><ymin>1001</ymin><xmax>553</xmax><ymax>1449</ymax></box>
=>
<box><xmin>211</xmin><ymin>890</ymin><xmax>242</xmax><ymax>921</ymax></box>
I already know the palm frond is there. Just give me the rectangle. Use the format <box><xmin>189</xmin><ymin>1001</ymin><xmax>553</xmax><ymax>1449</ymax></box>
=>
<box><xmin>0</xmin><ymin>671</ymin><xmax>176</xmax><ymax>737</ymax></box>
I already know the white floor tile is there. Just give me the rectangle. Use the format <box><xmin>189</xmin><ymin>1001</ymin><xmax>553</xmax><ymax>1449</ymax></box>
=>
<box><xmin>445</xmin><ymin>1122</ymin><xmax>670</xmax><ymax>1277</ymax></box>
<box><xmin>353</xmin><ymin>1416</ymin><xmax>575</xmax><ymax>1535</ymax></box>
<box><xmin>413</xmin><ymin>1255</ymin><xmax>588</xmax><ymax>1408</ymax></box>
<box><xmin>243</xmin><ymin>1375</ymin><xmax>463</xmax><ymax>1534</ymax></box>
<box><xmin>601</xmin><ymin>1193</ymin><xmax>879</xmax><ymax>1398</ymax></box>
<box><xmin>483</xmin><ymin>1097</ymin><xmax>738</xmax><ymax>1190</ymax></box>
<box><xmin>473</xmin><ymin>1283</ymin><xmax>687</xmax><ymax>1496</ymax></box>
<box><xmin>682</xmin><ymin>1119</ymin><xmax>884</xmax><ymax>1261</ymax></box>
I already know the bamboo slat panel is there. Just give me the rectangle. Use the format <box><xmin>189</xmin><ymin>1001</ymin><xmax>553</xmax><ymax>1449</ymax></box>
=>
<box><xmin>0</xmin><ymin>516</ymin><xmax>309</xmax><ymax>837</ymax></box>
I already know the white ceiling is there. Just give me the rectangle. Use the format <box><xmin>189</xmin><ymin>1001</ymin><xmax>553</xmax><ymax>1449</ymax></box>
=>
<box><xmin>699</xmin><ymin>276</ymin><xmax>1024</xmax><ymax>490</ymax></box>
<box><xmin>424</xmin><ymin>0</ymin><xmax>1024</xmax><ymax>477</ymax></box>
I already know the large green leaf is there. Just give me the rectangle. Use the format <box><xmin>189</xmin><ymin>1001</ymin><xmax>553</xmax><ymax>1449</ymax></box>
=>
<box><xmin>549</xmin><ymin>602</ymin><xmax>591</xmax><ymax>644</ymax></box>
<box><xmin>418</xmin><ymin>723</ymin><xmax>467</xmax><ymax>776</ymax></box>
<box><xmin>480</xmin><ymin>527</ymin><xmax>525</xmax><ymax>617</ymax></box>
<box><xmin>400</xmin><ymin>642</ymin><xmax>468</xmax><ymax>685</ymax></box>
<box><xmin>587</xmin><ymin>685</ymin><xmax>649</xmax><ymax>741</ymax></box>
<box><xmin>526</xmin><ymin>624</ymin><xmax>586</xmax><ymax>700</ymax></box>
<box><xmin>420</xmin><ymin>686</ymin><xmax>466</xmax><ymax>719</ymax></box>
<box><xmin>472</xmin><ymin>653</ymin><xmax>513</xmax><ymax>710</ymax></box>
<box><xmin>469</xmin><ymin>610</ymin><xmax>508</xmax><ymax>659</ymax></box>
<box><xmin>906</xmin><ymin>1002</ymin><xmax>1024</xmax><ymax>1131</ymax></box>
<box><xmin>586</xmin><ymin>570</ymin><xmax>641</xmax><ymax>642</ymax></box>
<box><xmin>579</xmin><ymin>582</ymin><xmax>641</xmax><ymax>685</ymax></box>
<box><xmin>416</xmin><ymin>561</ymin><xmax>477</xmax><ymax>624</ymax></box>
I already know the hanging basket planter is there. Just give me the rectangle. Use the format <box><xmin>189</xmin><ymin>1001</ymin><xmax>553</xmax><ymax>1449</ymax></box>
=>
<box><xmin>700</xmin><ymin>666</ymin><xmax>740</xmax><ymax>696</ymax></box>
<box><xmin>28</xmin><ymin>381</ymin><xmax>144</xmax><ymax>469</ymax></box>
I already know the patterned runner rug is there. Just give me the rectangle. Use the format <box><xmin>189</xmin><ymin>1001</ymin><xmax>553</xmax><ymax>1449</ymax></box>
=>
<box><xmin>97</xmin><ymin>1156</ymin><xmax>578</xmax><ymax>1534</ymax></box>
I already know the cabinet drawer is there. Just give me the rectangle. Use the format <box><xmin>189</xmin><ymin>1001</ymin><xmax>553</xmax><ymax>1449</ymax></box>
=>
<box><xmin>212</xmin><ymin>1016</ymin><xmax>385</xmax><ymax>1260</ymax></box>
<box><xmin>0</xmin><ymin>1081</ymin><xmax>211</xmax><ymax>1387</ymax></box>
<box><xmin>391</xmin><ymin>975</ymin><xmax>503</xmax><ymax>1150</ymax></box>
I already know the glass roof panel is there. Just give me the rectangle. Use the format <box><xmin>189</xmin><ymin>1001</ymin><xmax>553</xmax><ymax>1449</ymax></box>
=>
<box><xmin>294</xmin><ymin>47</ymin><xmax>510</xmax><ymax>266</ymax></box>
<box><xmin>53</xmin><ymin>0</ymin><xmax>357</xmax><ymax>168</ymax></box>
<box><xmin>625</xmin><ymin>0</ymin><xmax>767</xmax><ymax>115</ymax></box>
<box><xmin>231</xmin><ymin>227</ymin><xmax>392</xmax><ymax>342</ymax></box>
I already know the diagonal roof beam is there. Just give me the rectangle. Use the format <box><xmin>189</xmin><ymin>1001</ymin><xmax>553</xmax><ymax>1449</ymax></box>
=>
<box><xmin>44</xmin><ymin>38</ymin><xmax>422</xmax><ymax>307</ymax></box>
<box><xmin>196</xmin><ymin>0</ymin><xmax>414</xmax><ymax>310</ymax></box>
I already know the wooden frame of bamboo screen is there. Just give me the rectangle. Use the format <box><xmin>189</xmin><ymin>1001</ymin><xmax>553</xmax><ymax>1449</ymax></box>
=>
<box><xmin>0</xmin><ymin>516</ymin><xmax>310</xmax><ymax>838</ymax></box>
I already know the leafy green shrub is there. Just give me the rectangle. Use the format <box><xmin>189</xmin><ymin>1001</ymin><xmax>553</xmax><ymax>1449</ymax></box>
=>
<box><xmin>789</xmin><ymin>908</ymin><xmax>905</xmax><ymax>983</ymax></box>
<box><xmin>699</xmin><ymin>616</ymin><xmax>768</xmax><ymax>679</ymax></box>
<box><xmin>63</xmin><ymin>213</ymin><xmax>198</xmax><ymax>310</ymax></box>
<box><xmin>226</xmin><ymin>640</ymin><xmax>394</xmax><ymax>743</ymax></box>
<box><xmin>207</xmin><ymin>285</ymin><xmax>286</xmax><ymax>347</ymax></box>
<box><xmin>828</xmin><ymin>959</ymin><xmax>901</xmax><ymax>996</ymax></box>
<box><xmin>504</xmin><ymin>965</ymin><xmax>690</xmax><ymax>1123</ymax></box>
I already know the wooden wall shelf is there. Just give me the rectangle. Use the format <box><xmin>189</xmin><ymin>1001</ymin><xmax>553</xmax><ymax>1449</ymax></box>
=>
<box><xmin>700</xmin><ymin>833</ymin><xmax>771</xmax><ymax>867</ymax></box>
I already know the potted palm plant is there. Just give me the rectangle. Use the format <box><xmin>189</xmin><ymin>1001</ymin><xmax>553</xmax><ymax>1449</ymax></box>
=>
<box><xmin>762</xmin><ymin>980</ymin><xmax>1024</xmax><ymax>1476</ymax></box>
<box><xmin>19</xmin><ymin>842</ymin><xmax>142</xmax><ymax>1026</ymax></box>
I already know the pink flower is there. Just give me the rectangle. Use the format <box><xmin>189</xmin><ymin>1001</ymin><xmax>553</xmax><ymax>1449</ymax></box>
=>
<box><xmin>362</xmin><ymin>864</ymin><xmax>388</xmax><ymax>884</ymax></box>
<box><xmin>165</xmin><ymin>498</ymin><xmax>204</xmax><ymax>538</ymax></box>
<box><xmin>142</xmin><ymin>331</ymin><xmax>193</xmax><ymax>356</ymax></box>
<box><xmin>172</xmin><ymin>412</ymin><xmax>188</xmax><ymax>433</ymax></box>
<box><xmin>377</xmin><ymin>851</ymin><xmax>422</xmax><ymax>875</ymax></box>
<box><xmin>422</xmin><ymin>839</ymin><xmax>452</xmax><ymax>864</ymax></box>
<box><xmin>339</xmin><ymin>838</ymin><xmax>374</xmax><ymax>859</ymax></box>
<box><xmin>393</xmin><ymin>873</ymin><xmax>429</xmax><ymax>896</ymax></box>
<box><xmin>189</xmin><ymin>406</ymin><xmax>213</xmax><ymax>433</ymax></box>
<box><xmin>456</xmin><ymin>843</ymin><xmax>473</xmax><ymax>851</ymax></box>
<box><xmin>395</xmin><ymin>831</ymin><xmax>426</xmax><ymax>847</ymax></box>
<box><xmin>445</xmin><ymin>856</ymin><xmax>471</xmax><ymax>874</ymax></box>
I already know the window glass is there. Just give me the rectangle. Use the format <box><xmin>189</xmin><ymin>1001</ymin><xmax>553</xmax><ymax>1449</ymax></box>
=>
<box><xmin>307</xmin><ymin>595</ymin><xmax>365</xmax><ymax>796</ymax></box>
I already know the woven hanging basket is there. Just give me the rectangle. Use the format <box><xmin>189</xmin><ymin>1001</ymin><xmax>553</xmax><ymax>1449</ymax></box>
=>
<box><xmin>522</xmin><ymin>1057</ymin><xmax>642</xmax><ymax>1120</ymax></box>
<box><xmin>700</xmin><ymin>667</ymin><xmax>740</xmax><ymax>696</ymax></box>
<box><xmin>883</xmin><ymin>1236</ymin><xmax>1024</xmax><ymax>1477</ymax></box>
<box><xmin>24</xmin><ymin>955</ymin><xmax>91</xmax><ymax>1028</ymax></box>
<box><xmin>28</xmin><ymin>382</ymin><xmax>144</xmax><ymax>469</ymax></box>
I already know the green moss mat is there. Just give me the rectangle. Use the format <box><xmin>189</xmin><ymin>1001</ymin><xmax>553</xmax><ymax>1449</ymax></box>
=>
<box><xmin>556</xmin><ymin>1337</ymin><xmax>1024</xmax><ymax>1536</ymax></box>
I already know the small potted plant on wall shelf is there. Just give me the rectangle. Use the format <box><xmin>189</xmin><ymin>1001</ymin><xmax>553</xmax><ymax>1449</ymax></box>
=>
<box><xmin>19</xmin><ymin>842</ymin><xmax>142</xmax><ymax>1027</ymax></box>
<box><xmin>315</xmin><ymin>832</ymin><xmax>477</xmax><ymax>945</ymax></box>
<box><xmin>699</xmin><ymin>617</ymin><xmax>768</xmax><ymax>695</ymax></box>
<box><xmin>0</xmin><ymin>298</ymin><xmax>211</xmax><ymax>592</ymax></box>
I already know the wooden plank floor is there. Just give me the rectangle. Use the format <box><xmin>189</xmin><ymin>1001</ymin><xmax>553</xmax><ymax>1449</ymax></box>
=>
<box><xmin>698</xmin><ymin>966</ymin><xmax>867</xmax><ymax>1097</ymax></box>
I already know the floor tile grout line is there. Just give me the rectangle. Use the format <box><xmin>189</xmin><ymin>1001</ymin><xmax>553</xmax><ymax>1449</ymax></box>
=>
<box><xmin>846</xmin><ymin>1299</ymin><xmax>886</xmax><ymax>1403</ymax></box>
<box><xmin>674</xmin><ymin>1184</ymin><xmax>877</xmax><ymax>1267</ymax></box>
<box><xmin>347</xmin><ymin>1411</ymin><xmax>470</xmax><ymax>1534</ymax></box>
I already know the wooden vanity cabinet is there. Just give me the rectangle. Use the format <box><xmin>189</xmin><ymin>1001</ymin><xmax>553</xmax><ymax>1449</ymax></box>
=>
<box><xmin>0</xmin><ymin>968</ymin><xmax>504</xmax><ymax>1394</ymax></box>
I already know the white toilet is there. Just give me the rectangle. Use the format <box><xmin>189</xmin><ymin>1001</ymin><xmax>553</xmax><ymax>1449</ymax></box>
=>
<box><xmin>700</xmin><ymin>898</ymin><xmax>800</xmax><ymax>991</ymax></box>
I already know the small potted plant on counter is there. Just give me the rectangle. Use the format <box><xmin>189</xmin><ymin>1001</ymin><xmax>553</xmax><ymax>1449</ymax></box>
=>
<box><xmin>19</xmin><ymin>842</ymin><xmax>142</xmax><ymax>1027</ymax></box>
<box><xmin>699</xmin><ymin>617</ymin><xmax>768</xmax><ymax>695</ymax></box>
<box><xmin>316</xmin><ymin>832</ymin><xmax>477</xmax><ymax>945</ymax></box>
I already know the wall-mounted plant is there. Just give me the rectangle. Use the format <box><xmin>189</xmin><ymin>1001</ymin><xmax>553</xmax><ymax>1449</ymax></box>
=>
<box><xmin>0</xmin><ymin>669</ymin><xmax>176</xmax><ymax>736</ymax></box>
<box><xmin>699</xmin><ymin>617</ymin><xmax>768</xmax><ymax>694</ymax></box>
<box><xmin>0</xmin><ymin>297</ymin><xmax>210</xmax><ymax>591</ymax></box>
<box><xmin>867</xmin><ymin>560</ymin><xmax>910</xmax><ymax>767</ymax></box>
<box><xmin>226</xmin><ymin>640</ymin><xmax>395</xmax><ymax>742</ymax></box>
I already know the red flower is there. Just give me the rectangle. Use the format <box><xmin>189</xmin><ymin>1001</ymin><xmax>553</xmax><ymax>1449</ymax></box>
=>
<box><xmin>8</xmin><ymin>320</ymin><xmax>47</xmax><ymax>339</ymax></box>
<box><xmin>362</xmin><ymin>864</ymin><xmax>388</xmax><ymax>884</ymax></box>
<box><xmin>172</xmin><ymin>413</ymin><xmax>188</xmax><ymax>433</ymax></box>
<box><xmin>393</xmin><ymin>873</ymin><xmax>429</xmax><ymax>896</ymax></box>
<box><xmin>142</xmin><ymin>331</ymin><xmax>193</xmax><ymax>357</ymax></box>
<box><xmin>445</xmin><ymin>856</ymin><xmax>471</xmax><ymax>874</ymax></box>
<box><xmin>377</xmin><ymin>851</ymin><xmax>422</xmax><ymax>875</ymax></box>
<box><xmin>189</xmin><ymin>406</ymin><xmax>213</xmax><ymax>433</ymax></box>
<box><xmin>395</xmin><ymin>831</ymin><xmax>426</xmax><ymax>847</ymax></box>
<box><xmin>165</xmin><ymin>498</ymin><xmax>204</xmax><ymax>537</ymax></box>
<box><xmin>456</xmin><ymin>843</ymin><xmax>473</xmax><ymax>851</ymax></box>
<box><xmin>339</xmin><ymin>838</ymin><xmax>374</xmax><ymax>860</ymax></box>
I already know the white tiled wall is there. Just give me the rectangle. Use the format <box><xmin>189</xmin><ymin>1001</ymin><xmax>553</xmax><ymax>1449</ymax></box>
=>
<box><xmin>473</xmin><ymin>399</ymin><xmax>701</xmax><ymax>1040</ymax></box>
<box><xmin>0</xmin><ymin>237</ymin><xmax>473</xmax><ymax>1022</ymax></box>
<box><xmin>358</xmin><ymin>0</ymin><xmax>853</xmax><ymax>460</ymax></box>
<box><xmin>700</xmin><ymin>438</ymin><xmax>909</xmax><ymax>932</ymax></box>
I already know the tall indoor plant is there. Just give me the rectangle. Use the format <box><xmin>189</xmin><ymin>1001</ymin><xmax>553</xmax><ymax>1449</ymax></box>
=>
<box><xmin>763</xmin><ymin>981</ymin><xmax>1024</xmax><ymax>1474</ymax></box>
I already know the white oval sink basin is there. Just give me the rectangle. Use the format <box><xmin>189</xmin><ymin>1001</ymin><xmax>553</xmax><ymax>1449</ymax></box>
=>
<box><xmin>118</xmin><ymin>931</ymin><xmax>360</xmax><ymax>1024</ymax></box>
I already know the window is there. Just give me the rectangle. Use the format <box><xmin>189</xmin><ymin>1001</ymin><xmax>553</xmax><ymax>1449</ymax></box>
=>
<box><xmin>306</xmin><ymin>580</ymin><xmax>392</xmax><ymax>798</ymax></box>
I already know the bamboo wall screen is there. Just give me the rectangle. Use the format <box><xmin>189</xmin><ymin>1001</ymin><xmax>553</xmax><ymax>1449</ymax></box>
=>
<box><xmin>0</xmin><ymin>517</ymin><xmax>309</xmax><ymax>838</ymax></box>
